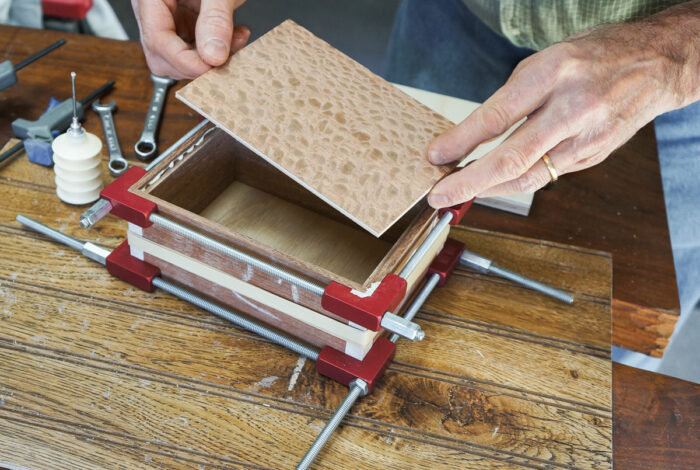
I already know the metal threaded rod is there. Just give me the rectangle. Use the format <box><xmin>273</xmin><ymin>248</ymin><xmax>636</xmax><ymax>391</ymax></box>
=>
<box><xmin>153</xmin><ymin>277</ymin><xmax>319</xmax><ymax>361</ymax></box>
<box><xmin>16</xmin><ymin>214</ymin><xmax>320</xmax><ymax>361</ymax></box>
<box><xmin>149</xmin><ymin>213</ymin><xmax>325</xmax><ymax>296</ymax></box>
<box><xmin>16</xmin><ymin>214</ymin><xmax>84</xmax><ymax>251</ymax></box>
<box><xmin>489</xmin><ymin>265</ymin><xmax>574</xmax><ymax>304</ymax></box>
<box><xmin>399</xmin><ymin>212</ymin><xmax>453</xmax><ymax>279</ymax></box>
<box><xmin>298</xmin><ymin>272</ymin><xmax>441</xmax><ymax>468</ymax></box>
<box><xmin>389</xmin><ymin>272</ymin><xmax>440</xmax><ymax>343</ymax></box>
<box><xmin>296</xmin><ymin>380</ymin><xmax>366</xmax><ymax>470</ymax></box>
<box><xmin>146</xmin><ymin>119</ymin><xmax>210</xmax><ymax>171</ymax></box>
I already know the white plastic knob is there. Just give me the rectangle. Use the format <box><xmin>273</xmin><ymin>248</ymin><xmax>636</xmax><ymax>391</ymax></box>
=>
<box><xmin>52</xmin><ymin>131</ymin><xmax>103</xmax><ymax>205</ymax></box>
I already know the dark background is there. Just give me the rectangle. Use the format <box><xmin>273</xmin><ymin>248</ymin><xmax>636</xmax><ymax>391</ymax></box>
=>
<box><xmin>110</xmin><ymin>0</ymin><xmax>402</xmax><ymax>75</ymax></box>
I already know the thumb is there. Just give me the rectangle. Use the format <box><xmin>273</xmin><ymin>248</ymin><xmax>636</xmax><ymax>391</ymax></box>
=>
<box><xmin>196</xmin><ymin>0</ymin><xmax>236</xmax><ymax>66</ymax></box>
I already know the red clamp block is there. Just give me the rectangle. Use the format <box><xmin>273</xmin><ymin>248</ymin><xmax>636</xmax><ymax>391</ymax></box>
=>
<box><xmin>42</xmin><ymin>0</ymin><xmax>92</xmax><ymax>19</ymax></box>
<box><xmin>317</xmin><ymin>337</ymin><xmax>395</xmax><ymax>393</ymax></box>
<box><xmin>428</xmin><ymin>238</ymin><xmax>465</xmax><ymax>286</ymax></box>
<box><xmin>100</xmin><ymin>166</ymin><xmax>156</xmax><ymax>227</ymax></box>
<box><xmin>106</xmin><ymin>241</ymin><xmax>160</xmax><ymax>292</ymax></box>
<box><xmin>322</xmin><ymin>274</ymin><xmax>407</xmax><ymax>331</ymax></box>
<box><xmin>438</xmin><ymin>198</ymin><xmax>474</xmax><ymax>225</ymax></box>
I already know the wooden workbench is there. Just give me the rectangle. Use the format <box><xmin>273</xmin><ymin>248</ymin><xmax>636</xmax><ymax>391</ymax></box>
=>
<box><xmin>0</xmin><ymin>27</ymin><xmax>698</xmax><ymax>469</ymax></box>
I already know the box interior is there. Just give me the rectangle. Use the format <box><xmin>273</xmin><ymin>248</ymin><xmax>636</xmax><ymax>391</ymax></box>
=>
<box><xmin>145</xmin><ymin>127</ymin><xmax>430</xmax><ymax>286</ymax></box>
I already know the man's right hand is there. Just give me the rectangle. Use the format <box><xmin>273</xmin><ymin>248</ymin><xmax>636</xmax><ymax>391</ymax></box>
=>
<box><xmin>131</xmin><ymin>0</ymin><xmax>250</xmax><ymax>79</ymax></box>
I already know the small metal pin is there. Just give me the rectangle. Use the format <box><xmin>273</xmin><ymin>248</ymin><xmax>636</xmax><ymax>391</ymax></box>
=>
<box><xmin>68</xmin><ymin>71</ymin><xmax>85</xmax><ymax>138</ymax></box>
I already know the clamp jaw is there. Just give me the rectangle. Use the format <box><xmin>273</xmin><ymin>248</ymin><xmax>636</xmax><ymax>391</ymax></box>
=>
<box><xmin>80</xmin><ymin>166</ymin><xmax>155</xmax><ymax>228</ymax></box>
<box><xmin>322</xmin><ymin>273</ymin><xmax>417</xmax><ymax>334</ymax></box>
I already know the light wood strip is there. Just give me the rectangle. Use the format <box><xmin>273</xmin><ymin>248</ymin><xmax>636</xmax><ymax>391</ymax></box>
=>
<box><xmin>128</xmin><ymin>229</ymin><xmax>377</xmax><ymax>353</ymax></box>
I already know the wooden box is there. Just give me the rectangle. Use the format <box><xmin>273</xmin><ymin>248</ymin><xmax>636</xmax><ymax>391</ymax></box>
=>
<box><xmin>124</xmin><ymin>20</ymin><xmax>460</xmax><ymax>360</ymax></box>
<box><xmin>126</xmin><ymin>122</ymin><xmax>447</xmax><ymax>359</ymax></box>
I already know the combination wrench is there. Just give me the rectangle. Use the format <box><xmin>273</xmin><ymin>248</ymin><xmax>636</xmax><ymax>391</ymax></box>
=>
<box><xmin>91</xmin><ymin>99</ymin><xmax>128</xmax><ymax>177</ymax></box>
<box><xmin>134</xmin><ymin>73</ymin><xmax>175</xmax><ymax>161</ymax></box>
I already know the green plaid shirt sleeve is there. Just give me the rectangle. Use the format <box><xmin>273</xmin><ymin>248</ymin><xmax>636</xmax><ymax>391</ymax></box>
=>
<box><xmin>464</xmin><ymin>0</ymin><xmax>687</xmax><ymax>51</ymax></box>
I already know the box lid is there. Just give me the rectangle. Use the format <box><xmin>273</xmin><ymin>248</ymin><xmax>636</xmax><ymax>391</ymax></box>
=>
<box><xmin>176</xmin><ymin>20</ymin><xmax>455</xmax><ymax>237</ymax></box>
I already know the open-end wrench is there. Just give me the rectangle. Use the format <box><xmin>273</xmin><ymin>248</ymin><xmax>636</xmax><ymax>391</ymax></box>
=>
<box><xmin>134</xmin><ymin>74</ymin><xmax>175</xmax><ymax>161</ymax></box>
<box><xmin>92</xmin><ymin>99</ymin><xmax>128</xmax><ymax>177</ymax></box>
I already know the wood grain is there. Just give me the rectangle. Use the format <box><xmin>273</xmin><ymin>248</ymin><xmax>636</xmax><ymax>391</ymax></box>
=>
<box><xmin>177</xmin><ymin>20</ymin><xmax>455</xmax><ymax>236</ymax></box>
<box><xmin>1</xmin><ymin>227</ymin><xmax>612</xmax><ymax>468</ymax></box>
<box><xmin>132</xmin><ymin>124</ymin><xmax>436</xmax><ymax>291</ymax></box>
<box><xmin>200</xmin><ymin>181</ymin><xmax>392</xmax><ymax>284</ymax></box>
<box><xmin>128</xmin><ymin>229</ymin><xmax>378</xmax><ymax>358</ymax></box>
<box><xmin>613</xmin><ymin>363</ymin><xmax>700</xmax><ymax>470</ymax></box>
<box><xmin>0</xmin><ymin>26</ymin><xmax>679</xmax><ymax>356</ymax></box>
<box><xmin>1</xmin><ymin>193</ymin><xmax>613</xmax><ymax>469</ymax></box>
<box><xmin>0</xmin><ymin>25</ymin><xmax>694</xmax><ymax>470</ymax></box>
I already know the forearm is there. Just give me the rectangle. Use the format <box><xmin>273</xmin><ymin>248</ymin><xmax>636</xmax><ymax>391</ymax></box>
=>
<box><xmin>637</xmin><ymin>0</ymin><xmax>700</xmax><ymax>108</ymax></box>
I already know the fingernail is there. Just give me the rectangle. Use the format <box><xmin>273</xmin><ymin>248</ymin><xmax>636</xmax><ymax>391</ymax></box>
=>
<box><xmin>233</xmin><ymin>32</ymin><xmax>247</xmax><ymax>49</ymax></box>
<box><xmin>427</xmin><ymin>193</ymin><xmax>448</xmax><ymax>208</ymax></box>
<box><xmin>204</xmin><ymin>39</ymin><xmax>228</xmax><ymax>63</ymax></box>
<box><xmin>428</xmin><ymin>149</ymin><xmax>444</xmax><ymax>164</ymax></box>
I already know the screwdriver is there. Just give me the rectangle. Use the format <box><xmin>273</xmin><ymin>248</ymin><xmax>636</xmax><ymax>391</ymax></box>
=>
<box><xmin>0</xmin><ymin>39</ymin><xmax>66</xmax><ymax>91</ymax></box>
<box><xmin>0</xmin><ymin>80</ymin><xmax>115</xmax><ymax>165</ymax></box>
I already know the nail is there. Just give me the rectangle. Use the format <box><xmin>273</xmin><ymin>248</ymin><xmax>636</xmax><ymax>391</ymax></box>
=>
<box><xmin>204</xmin><ymin>39</ymin><xmax>228</xmax><ymax>63</ymax></box>
<box><xmin>427</xmin><ymin>193</ymin><xmax>448</xmax><ymax>208</ymax></box>
<box><xmin>428</xmin><ymin>149</ymin><xmax>444</xmax><ymax>164</ymax></box>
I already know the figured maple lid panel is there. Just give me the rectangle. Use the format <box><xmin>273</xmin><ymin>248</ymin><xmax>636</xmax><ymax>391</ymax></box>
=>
<box><xmin>176</xmin><ymin>20</ymin><xmax>454</xmax><ymax>236</ymax></box>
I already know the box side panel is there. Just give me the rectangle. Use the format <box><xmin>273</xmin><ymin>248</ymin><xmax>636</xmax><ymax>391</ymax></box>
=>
<box><xmin>140</xmin><ymin>223</ymin><xmax>355</xmax><ymax>325</ymax></box>
<box><xmin>128</xmin><ymin>231</ymin><xmax>379</xmax><ymax>360</ymax></box>
<box><xmin>128</xmin><ymin>125</ymin><xmax>437</xmax><ymax>291</ymax></box>
<box><xmin>145</xmin><ymin>253</ymin><xmax>349</xmax><ymax>353</ymax></box>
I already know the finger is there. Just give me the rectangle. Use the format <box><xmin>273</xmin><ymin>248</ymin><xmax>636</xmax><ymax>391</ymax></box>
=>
<box><xmin>196</xmin><ymin>0</ymin><xmax>236</xmax><ymax>66</ymax></box>
<box><xmin>138</xmin><ymin>0</ymin><xmax>210</xmax><ymax>78</ymax></box>
<box><xmin>476</xmin><ymin>158</ymin><xmax>555</xmax><ymax>197</ymax></box>
<box><xmin>148</xmin><ymin>31</ymin><xmax>211</xmax><ymax>78</ymax></box>
<box><xmin>427</xmin><ymin>107</ymin><xmax>575</xmax><ymax>208</ymax></box>
<box><xmin>131</xmin><ymin>0</ymin><xmax>142</xmax><ymax>24</ymax></box>
<box><xmin>427</xmin><ymin>55</ymin><xmax>555</xmax><ymax>165</ymax></box>
<box><xmin>144</xmin><ymin>51</ymin><xmax>201</xmax><ymax>80</ymax></box>
<box><xmin>231</xmin><ymin>24</ymin><xmax>251</xmax><ymax>53</ymax></box>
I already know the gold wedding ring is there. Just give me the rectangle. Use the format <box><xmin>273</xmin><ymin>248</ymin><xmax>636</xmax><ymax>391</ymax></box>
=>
<box><xmin>541</xmin><ymin>153</ymin><xmax>558</xmax><ymax>183</ymax></box>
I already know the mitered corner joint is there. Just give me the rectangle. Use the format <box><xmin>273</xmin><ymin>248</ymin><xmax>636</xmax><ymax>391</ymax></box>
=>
<box><xmin>105</xmin><ymin>240</ymin><xmax>160</xmax><ymax>292</ymax></box>
<box><xmin>428</xmin><ymin>238</ymin><xmax>465</xmax><ymax>286</ymax></box>
<box><xmin>316</xmin><ymin>337</ymin><xmax>395</xmax><ymax>394</ymax></box>
<box><xmin>438</xmin><ymin>198</ymin><xmax>474</xmax><ymax>225</ymax></box>
<box><xmin>321</xmin><ymin>273</ymin><xmax>407</xmax><ymax>331</ymax></box>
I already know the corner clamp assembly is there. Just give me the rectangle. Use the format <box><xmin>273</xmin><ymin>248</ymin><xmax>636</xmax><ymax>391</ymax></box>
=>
<box><xmin>57</xmin><ymin>169</ymin><xmax>572</xmax><ymax>469</ymax></box>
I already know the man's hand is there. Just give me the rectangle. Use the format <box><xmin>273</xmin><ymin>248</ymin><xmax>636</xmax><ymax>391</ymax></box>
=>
<box><xmin>131</xmin><ymin>0</ymin><xmax>250</xmax><ymax>79</ymax></box>
<box><xmin>426</xmin><ymin>2</ymin><xmax>700</xmax><ymax>209</ymax></box>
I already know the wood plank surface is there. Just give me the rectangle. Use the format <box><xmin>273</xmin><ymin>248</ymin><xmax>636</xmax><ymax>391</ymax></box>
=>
<box><xmin>177</xmin><ymin>20</ymin><xmax>455</xmax><ymax>237</ymax></box>
<box><xmin>0</xmin><ymin>135</ymin><xmax>613</xmax><ymax>469</ymax></box>
<box><xmin>0</xmin><ymin>26</ymin><xmax>679</xmax><ymax>357</ymax></box>
<box><xmin>613</xmin><ymin>364</ymin><xmax>700</xmax><ymax>470</ymax></box>
<box><xmin>0</xmin><ymin>25</ymin><xmax>695</xmax><ymax>470</ymax></box>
